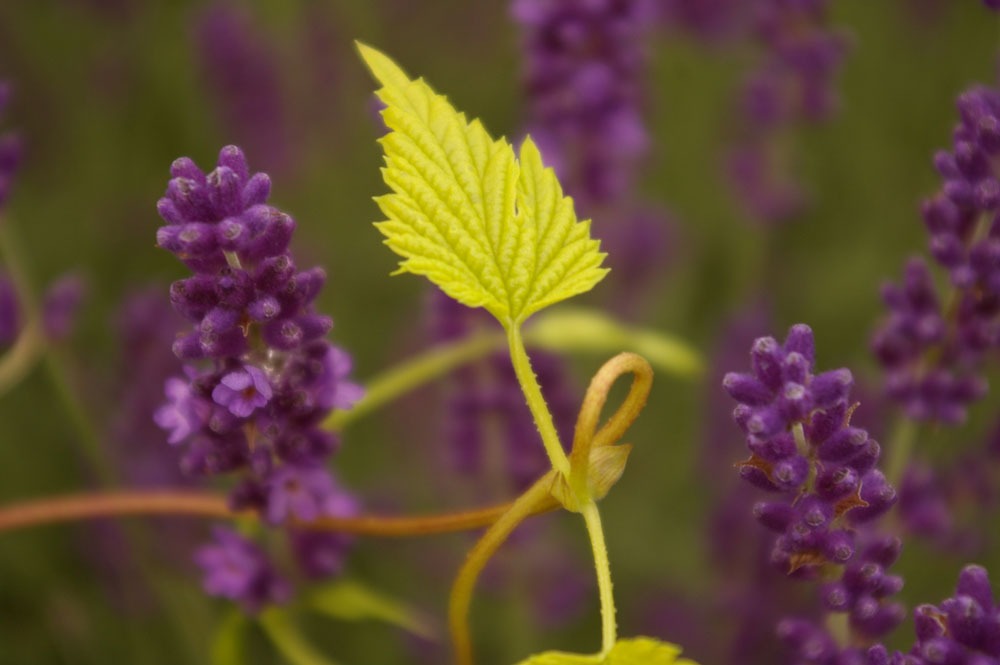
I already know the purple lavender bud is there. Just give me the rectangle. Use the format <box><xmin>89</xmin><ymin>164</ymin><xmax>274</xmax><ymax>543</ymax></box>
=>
<box><xmin>214</xmin><ymin>268</ymin><xmax>255</xmax><ymax>309</ymax></box>
<box><xmin>194</xmin><ymin>526</ymin><xmax>290</xmax><ymax>612</ymax></box>
<box><xmin>844</xmin><ymin>561</ymin><xmax>884</xmax><ymax>595</ymax></box>
<box><xmin>217</xmin><ymin>145</ymin><xmax>249</xmax><ymax>182</ymax></box>
<box><xmin>748</xmin><ymin>432</ymin><xmax>797</xmax><ymax>461</ymax></box>
<box><xmin>923</xmin><ymin>196</ymin><xmax>961</xmax><ymax>233</ymax></box>
<box><xmin>0</xmin><ymin>272</ymin><xmax>20</xmax><ymax>345</ymax></box>
<box><xmin>849</xmin><ymin>470</ymin><xmax>897</xmax><ymax>524</ymax></box>
<box><xmin>810</xmin><ymin>369</ymin><xmax>853</xmax><ymax>407</ymax></box>
<box><xmin>248</xmin><ymin>296</ymin><xmax>280</xmax><ymax>322</ymax></box>
<box><xmin>212</xmin><ymin>365</ymin><xmax>272</xmax><ymax>418</ymax></box>
<box><xmin>172</xmin><ymin>331</ymin><xmax>206</xmax><ymax>360</ymax></box>
<box><xmin>777</xmin><ymin>381</ymin><xmax>814</xmax><ymax>422</ymax></box>
<box><xmin>217</xmin><ymin>217</ymin><xmax>248</xmax><ymax>251</ymax></box>
<box><xmin>723</xmin><ymin>371</ymin><xmax>774</xmax><ymax>405</ymax></box>
<box><xmin>930</xmin><ymin>233</ymin><xmax>965</xmax><ymax>267</ymax></box>
<box><xmin>754</xmin><ymin>501</ymin><xmax>797</xmax><ymax>532</ymax></box>
<box><xmin>239</xmin><ymin>205</ymin><xmax>295</xmax><ymax>262</ymax></box>
<box><xmin>915</xmin><ymin>604</ymin><xmax>948</xmax><ymax>640</ymax></box>
<box><xmin>798</xmin><ymin>495</ymin><xmax>833</xmax><ymax>528</ymax></box>
<box><xmin>170</xmin><ymin>156</ymin><xmax>206</xmax><ymax>183</ymax></box>
<box><xmin>847</xmin><ymin>440</ymin><xmax>881</xmax><ymax>475</ymax></box>
<box><xmin>920</xmin><ymin>637</ymin><xmax>965</xmax><ymax>665</ymax></box>
<box><xmin>875</xmin><ymin>574</ymin><xmax>905</xmax><ymax>598</ymax></box>
<box><xmin>807</xmin><ymin>400</ymin><xmax>848</xmax><ymax>444</ymax></box>
<box><xmin>957</xmin><ymin>565</ymin><xmax>994</xmax><ymax>612</ymax></box>
<box><xmin>740</xmin><ymin>464</ymin><xmax>780</xmax><ymax>491</ymax></box>
<box><xmin>942</xmin><ymin>594</ymin><xmax>985</xmax><ymax>647</ymax></box>
<box><xmin>170</xmin><ymin>275</ymin><xmax>219</xmax><ymax>321</ymax></box>
<box><xmin>752</xmin><ymin>335</ymin><xmax>785</xmax><ymax>390</ymax></box>
<box><xmin>207</xmin><ymin>166</ymin><xmax>243</xmax><ymax>219</ymax></box>
<box><xmin>782</xmin><ymin>351</ymin><xmax>811</xmax><ymax>385</ymax></box>
<box><xmin>732</xmin><ymin>403</ymin><xmax>753</xmax><ymax>433</ymax></box>
<box><xmin>157</xmin><ymin>197</ymin><xmax>184</xmax><ymax>225</ymax></box>
<box><xmin>154</xmin><ymin>377</ymin><xmax>206</xmax><ymax>445</ymax></box>
<box><xmin>255</xmin><ymin>254</ymin><xmax>295</xmax><ymax>292</ymax></box>
<box><xmin>41</xmin><ymin>273</ymin><xmax>86</xmax><ymax>341</ymax></box>
<box><xmin>772</xmin><ymin>455</ymin><xmax>809</xmax><ymax>490</ymax></box>
<box><xmin>200</xmin><ymin>306</ymin><xmax>240</xmax><ymax>336</ymax></box>
<box><xmin>200</xmin><ymin>325</ymin><xmax>248</xmax><ymax>357</ymax></box>
<box><xmin>265</xmin><ymin>466</ymin><xmax>339</xmax><ymax>524</ymax></box>
<box><xmin>275</xmin><ymin>430</ymin><xmax>339</xmax><ymax>466</ymax></box>
<box><xmin>784</xmin><ymin>323</ymin><xmax>815</xmax><ymax>366</ymax></box>
<box><xmin>747</xmin><ymin>406</ymin><xmax>787</xmax><ymax>438</ymax></box>
<box><xmin>853</xmin><ymin>601</ymin><xmax>906</xmax><ymax>639</ymax></box>
<box><xmin>822</xmin><ymin>582</ymin><xmax>850</xmax><ymax>611</ymax></box>
<box><xmin>242</xmin><ymin>172</ymin><xmax>271</xmax><ymax>208</ymax></box>
<box><xmin>817</xmin><ymin>426</ymin><xmax>868</xmax><ymax>462</ymax></box>
<box><xmin>821</xmin><ymin>529</ymin><xmax>856</xmax><ymax>564</ymax></box>
<box><xmin>816</xmin><ymin>465</ymin><xmax>861</xmax><ymax>501</ymax></box>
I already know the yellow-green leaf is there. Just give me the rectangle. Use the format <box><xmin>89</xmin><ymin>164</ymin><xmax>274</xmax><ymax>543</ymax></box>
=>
<box><xmin>357</xmin><ymin>42</ymin><xmax>608</xmax><ymax>327</ymax></box>
<box><xmin>307</xmin><ymin>579</ymin><xmax>436</xmax><ymax>640</ymax></box>
<box><xmin>526</xmin><ymin>307</ymin><xmax>702</xmax><ymax>378</ymax></box>
<box><xmin>513</xmin><ymin>637</ymin><xmax>698</xmax><ymax>665</ymax></box>
<box><xmin>604</xmin><ymin>637</ymin><xmax>698</xmax><ymax>665</ymax></box>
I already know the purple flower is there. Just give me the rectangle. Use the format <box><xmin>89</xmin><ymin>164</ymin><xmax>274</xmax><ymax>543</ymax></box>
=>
<box><xmin>40</xmin><ymin>273</ymin><xmax>86</xmax><ymax>341</ymax></box>
<box><xmin>0</xmin><ymin>80</ymin><xmax>22</xmax><ymax>212</ymax></box>
<box><xmin>264</xmin><ymin>466</ymin><xmax>341</xmax><ymax>525</ymax></box>
<box><xmin>873</xmin><ymin>84</ymin><xmax>1000</xmax><ymax>425</ymax></box>
<box><xmin>212</xmin><ymin>365</ymin><xmax>272</xmax><ymax>417</ymax></box>
<box><xmin>0</xmin><ymin>271</ymin><xmax>19</xmax><ymax>345</ymax></box>
<box><xmin>154</xmin><ymin>146</ymin><xmax>362</xmax><ymax>610</ymax></box>
<box><xmin>195</xmin><ymin>526</ymin><xmax>290</xmax><ymax>612</ymax></box>
<box><xmin>192</xmin><ymin>3</ymin><xmax>290</xmax><ymax>173</ymax></box>
<box><xmin>154</xmin><ymin>376</ymin><xmax>206</xmax><ymax>445</ymax></box>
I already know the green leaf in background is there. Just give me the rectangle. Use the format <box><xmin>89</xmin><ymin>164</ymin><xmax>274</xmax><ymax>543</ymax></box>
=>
<box><xmin>258</xmin><ymin>609</ymin><xmax>342</xmax><ymax>665</ymax></box>
<box><xmin>514</xmin><ymin>637</ymin><xmax>698</xmax><ymax>665</ymax></box>
<box><xmin>358</xmin><ymin>43</ymin><xmax>608</xmax><ymax>326</ymax></box>
<box><xmin>526</xmin><ymin>307</ymin><xmax>702</xmax><ymax>377</ymax></box>
<box><xmin>307</xmin><ymin>579</ymin><xmax>436</xmax><ymax>640</ymax></box>
<box><xmin>211</xmin><ymin>610</ymin><xmax>248</xmax><ymax>665</ymax></box>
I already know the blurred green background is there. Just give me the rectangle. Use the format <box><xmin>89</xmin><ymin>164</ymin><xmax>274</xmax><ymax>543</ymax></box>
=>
<box><xmin>0</xmin><ymin>1</ymin><xmax>997</xmax><ymax>663</ymax></box>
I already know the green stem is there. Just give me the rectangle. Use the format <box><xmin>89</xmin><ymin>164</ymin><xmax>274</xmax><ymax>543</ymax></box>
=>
<box><xmin>0</xmin><ymin>222</ymin><xmax>116</xmax><ymax>484</ymax></box>
<box><xmin>449</xmin><ymin>471</ymin><xmax>556</xmax><ymax>665</ymax></box>
<box><xmin>885</xmin><ymin>417</ymin><xmax>918</xmax><ymax>488</ymax></box>
<box><xmin>581</xmin><ymin>500</ymin><xmax>616</xmax><ymax>655</ymax></box>
<box><xmin>505</xmin><ymin>324</ymin><xmax>571</xmax><ymax>477</ymax></box>
<box><xmin>324</xmin><ymin>331</ymin><xmax>502</xmax><ymax>431</ymax></box>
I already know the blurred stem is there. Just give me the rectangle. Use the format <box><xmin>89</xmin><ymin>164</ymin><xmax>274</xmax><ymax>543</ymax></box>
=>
<box><xmin>581</xmin><ymin>499</ymin><xmax>617</xmax><ymax>656</ymax></box>
<box><xmin>324</xmin><ymin>309</ymin><xmax>699</xmax><ymax>433</ymax></box>
<box><xmin>506</xmin><ymin>323</ymin><xmax>571</xmax><ymax>477</ymax></box>
<box><xmin>324</xmin><ymin>331</ymin><xmax>502</xmax><ymax>431</ymax></box>
<box><xmin>0</xmin><ymin>488</ymin><xmax>559</xmax><ymax>537</ymax></box>
<box><xmin>448</xmin><ymin>471</ymin><xmax>556</xmax><ymax>665</ymax></box>
<box><xmin>885</xmin><ymin>417</ymin><xmax>918</xmax><ymax>488</ymax></box>
<box><xmin>0</xmin><ymin>221</ymin><xmax>117</xmax><ymax>484</ymax></box>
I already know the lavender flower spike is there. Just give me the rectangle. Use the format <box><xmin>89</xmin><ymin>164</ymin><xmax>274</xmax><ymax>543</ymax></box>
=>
<box><xmin>155</xmin><ymin>145</ymin><xmax>362</xmax><ymax>610</ymax></box>
<box><xmin>0</xmin><ymin>80</ymin><xmax>23</xmax><ymax>212</ymax></box>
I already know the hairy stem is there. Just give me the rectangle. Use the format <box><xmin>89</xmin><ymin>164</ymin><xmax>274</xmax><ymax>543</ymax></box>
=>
<box><xmin>449</xmin><ymin>471</ymin><xmax>556</xmax><ymax>665</ymax></box>
<box><xmin>324</xmin><ymin>331</ymin><xmax>502</xmax><ymax>431</ymax></box>
<box><xmin>506</xmin><ymin>324</ymin><xmax>571</xmax><ymax>477</ymax></box>
<box><xmin>581</xmin><ymin>499</ymin><xmax>617</xmax><ymax>655</ymax></box>
<box><xmin>0</xmin><ymin>489</ymin><xmax>559</xmax><ymax>537</ymax></box>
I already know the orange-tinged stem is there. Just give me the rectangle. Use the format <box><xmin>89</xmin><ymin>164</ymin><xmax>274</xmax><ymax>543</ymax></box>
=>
<box><xmin>0</xmin><ymin>489</ymin><xmax>558</xmax><ymax>537</ymax></box>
